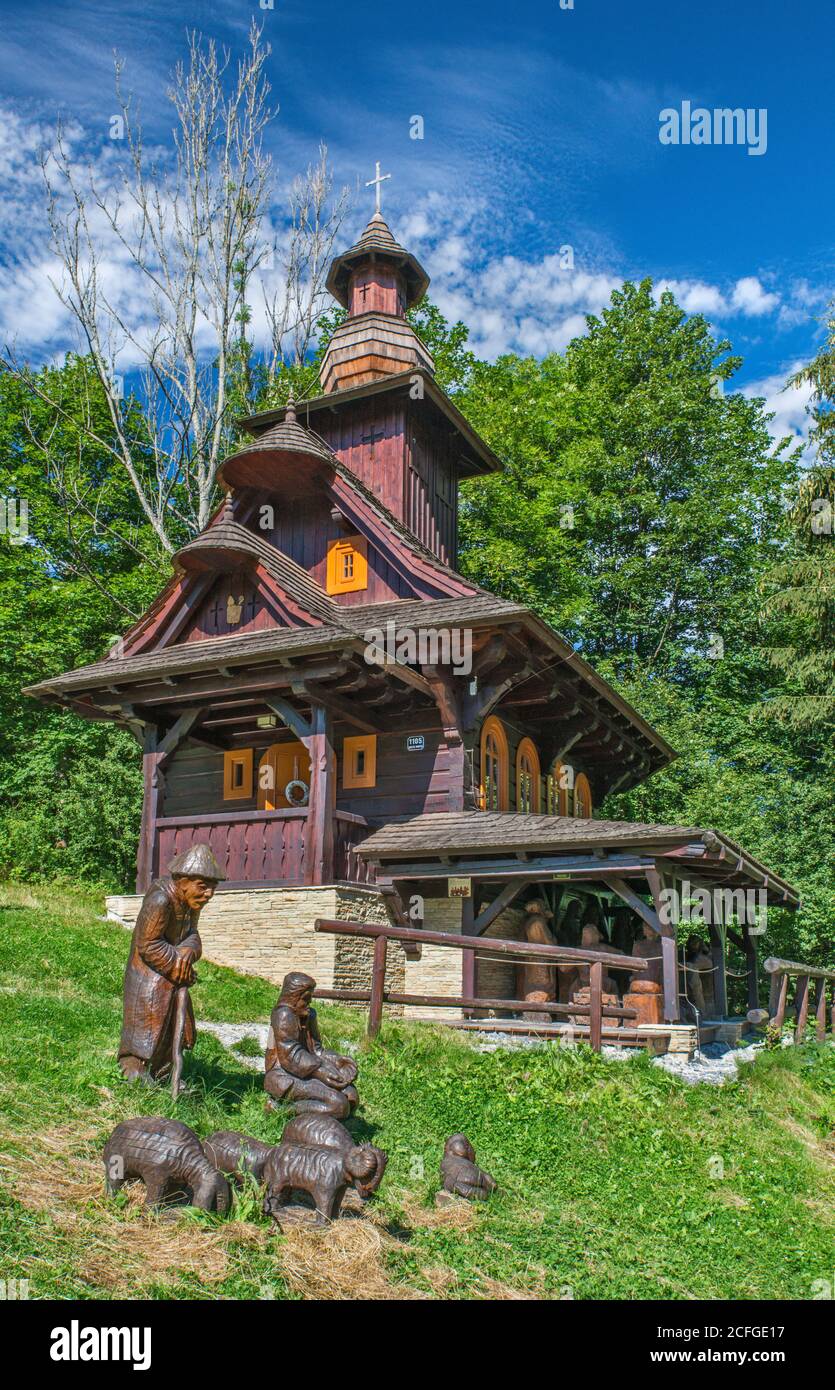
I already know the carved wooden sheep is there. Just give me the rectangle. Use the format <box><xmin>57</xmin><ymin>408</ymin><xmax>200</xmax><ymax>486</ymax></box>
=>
<box><xmin>262</xmin><ymin>1140</ymin><xmax>382</xmax><ymax>1225</ymax></box>
<box><xmin>203</xmin><ymin>1130</ymin><xmax>274</xmax><ymax>1183</ymax></box>
<box><xmin>103</xmin><ymin>1117</ymin><xmax>230</xmax><ymax>1212</ymax></box>
<box><xmin>281</xmin><ymin>1114</ymin><xmax>388</xmax><ymax>1199</ymax></box>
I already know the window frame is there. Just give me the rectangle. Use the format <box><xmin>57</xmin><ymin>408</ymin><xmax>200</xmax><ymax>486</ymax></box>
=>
<box><xmin>223</xmin><ymin>747</ymin><xmax>254</xmax><ymax>802</ymax></box>
<box><xmin>326</xmin><ymin>535</ymin><xmax>368</xmax><ymax>594</ymax></box>
<box><xmin>515</xmin><ymin>737</ymin><xmax>541</xmax><ymax>813</ymax></box>
<box><xmin>479</xmin><ymin>715</ymin><xmax>509</xmax><ymax>811</ymax></box>
<box><xmin>342</xmin><ymin>734</ymin><xmax>377</xmax><ymax>789</ymax></box>
<box><xmin>573</xmin><ymin>771</ymin><xmax>593</xmax><ymax>819</ymax></box>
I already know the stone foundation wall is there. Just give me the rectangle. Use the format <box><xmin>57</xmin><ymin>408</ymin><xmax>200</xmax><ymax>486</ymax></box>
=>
<box><xmin>104</xmin><ymin>884</ymin><xmax>527</xmax><ymax>1023</ymax></box>
<box><xmin>105</xmin><ymin>884</ymin><xmax>404</xmax><ymax>998</ymax></box>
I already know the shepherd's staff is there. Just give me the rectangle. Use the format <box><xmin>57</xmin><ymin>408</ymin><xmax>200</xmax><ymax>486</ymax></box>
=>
<box><xmin>170</xmin><ymin>981</ymin><xmax>190</xmax><ymax>1099</ymax></box>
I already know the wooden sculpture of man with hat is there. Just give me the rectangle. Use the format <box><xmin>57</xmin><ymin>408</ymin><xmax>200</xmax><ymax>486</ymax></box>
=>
<box><xmin>118</xmin><ymin>843</ymin><xmax>224</xmax><ymax>1085</ymax></box>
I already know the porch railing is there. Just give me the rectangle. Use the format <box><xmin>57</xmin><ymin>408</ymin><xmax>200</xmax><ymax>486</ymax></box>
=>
<box><xmin>765</xmin><ymin>956</ymin><xmax>835</xmax><ymax>1042</ymax></box>
<box><xmin>313</xmin><ymin>917</ymin><xmax>649</xmax><ymax>1051</ymax></box>
<box><xmin>153</xmin><ymin>809</ymin><xmax>371</xmax><ymax>886</ymax></box>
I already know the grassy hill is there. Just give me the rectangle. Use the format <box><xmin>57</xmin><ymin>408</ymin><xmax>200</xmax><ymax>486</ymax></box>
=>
<box><xmin>1</xmin><ymin>882</ymin><xmax>834</xmax><ymax>1301</ymax></box>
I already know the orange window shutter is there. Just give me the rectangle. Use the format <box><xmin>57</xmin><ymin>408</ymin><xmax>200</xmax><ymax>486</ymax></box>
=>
<box><xmin>327</xmin><ymin>536</ymin><xmax>368</xmax><ymax>594</ymax></box>
<box><xmin>223</xmin><ymin>748</ymin><xmax>253</xmax><ymax>801</ymax></box>
<box><xmin>342</xmin><ymin>734</ymin><xmax>377</xmax><ymax>789</ymax></box>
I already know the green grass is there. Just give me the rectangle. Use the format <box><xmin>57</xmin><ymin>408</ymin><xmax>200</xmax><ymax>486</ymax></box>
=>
<box><xmin>1</xmin><ymin>880</ymin><xmax>834</xmax><ymax>1300</ymax></box>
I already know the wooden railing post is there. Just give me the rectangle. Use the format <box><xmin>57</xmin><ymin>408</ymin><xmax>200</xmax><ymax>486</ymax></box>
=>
<box><xmin>368</xmin><ymin>933</ymin><xmax>388</xmax><ymax>1039</ymax></box>
<box><xmin>814</xmin><ymin>979</ymin><xmax>827</xmax><ymax>1043</ymax></box>
<box><xmin>794</xmin><ymin>974</ymin><xmax>810</xmax><ymax>1043</ymax></box>
<box><xmin>772</xmin><ymin>974</ymin><xmax>789</xmax><ymax>1029</ymax></box>
<box><xmin>589</xmin><ymin>960</ymin><xmax>603</xmax><ymax>1053</ymax></box>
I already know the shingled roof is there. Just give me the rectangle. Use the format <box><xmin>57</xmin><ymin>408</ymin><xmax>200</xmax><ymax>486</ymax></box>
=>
<box><xmin>355</xmin><ymin>811</ymin><xmax>801</xmax><ymax>906</ymax></box>
<box><xmin>325</xmin><ymin>212</ymin><xmax>430</xmax><ymax>309</ymax></box>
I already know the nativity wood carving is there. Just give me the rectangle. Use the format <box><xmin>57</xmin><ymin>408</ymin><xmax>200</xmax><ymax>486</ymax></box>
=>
<box><xmin>118</xmin><ymin>844</ymin><xmax>224</xmax><ymax>1092</ymax></box>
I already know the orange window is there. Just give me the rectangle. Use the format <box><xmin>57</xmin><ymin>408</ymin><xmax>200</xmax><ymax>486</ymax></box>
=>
<box><xmin>479</xmin><ymin>716</ymin><xmax>509</xmax><ymax>811</ymax></box>
<box><xmin>223</xmin><ymin>748</ymin><xmax>254</xmax><ymax>801</ymax></box>
<box><xmin>515</xmin><ymin>737</ymin><xmax>541</xmax><ymax>813</ymax></box>
<box><xmin>573</xmin><ymin>772</ymin><xmax>593</xmax><ymax>819</ymax></box>
<box><xmin>326</xmin><ymin>536</ymin><xmax>368</xmax><ymax>594</ymax></box>
<box><xmin>342</xmin><ymin>734</ymin><xmax>377</xmax><ymax>789</ymax></box>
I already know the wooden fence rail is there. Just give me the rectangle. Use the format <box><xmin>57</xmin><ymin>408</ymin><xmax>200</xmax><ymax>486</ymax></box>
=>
<box><xmin>313</xmin><ymin>917</ymin><xmax>648</xmax><ymax>1051</ymax></box>
<box><xmin>764</xmin><ymin>956</ymin><xmax>835</xmax><ymax>1043</ymax></box>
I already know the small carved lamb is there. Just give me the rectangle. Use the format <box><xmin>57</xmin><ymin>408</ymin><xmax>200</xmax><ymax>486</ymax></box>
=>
<box><xmin>262</xmin><ymin>1140</ymin><xmax>384</xmax><ymax>1225</ymax></box>
<box><xmin>103</xmin><ymin>1117</ymin><xmax>230</xmax><ymax>1212</ymax></box>
<box><xmin>439</xmin><ymin>1134</ymin><xmax>497</xmax><ymax>1201</ymax></box>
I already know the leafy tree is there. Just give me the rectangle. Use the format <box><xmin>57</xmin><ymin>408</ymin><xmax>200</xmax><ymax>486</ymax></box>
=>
<box><xmin>458</xmin><ymin>281</ymin><xmax>799</xmax><ymax>691</ymax></box>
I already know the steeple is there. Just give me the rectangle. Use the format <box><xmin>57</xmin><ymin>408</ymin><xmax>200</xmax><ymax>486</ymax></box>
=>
<box><xmin>319</xmin><ymin>170</ymin><xmax>434</xmax><ymax>393</ymax></box>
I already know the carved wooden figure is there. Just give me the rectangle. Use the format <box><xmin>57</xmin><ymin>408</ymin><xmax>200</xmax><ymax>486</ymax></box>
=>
<box><xmin>281</xmin><ymin>1113</ymin><xmax>388</xmax><ymax>1198</ymax></box>
<box><xmin>203</xmin><ymin>1131</ymin><xmax>274</xmax><ymax>1183</ymax></box>
<box><xmin>439</xmin><ymin>1134</ymin><xmax>497</xmax><ymax>1201</ymax></box>
<box><xmin>262</xmin><ymin>1141</ymin><xmax>382</xmax><ymax>1226</ymax></box>
<box><xmin>264</xmin><ymin>971</ymin><xmax>359</xmax><ymax>1117</ymax></box>
<box><xmin>103</xmin><ymin>1117</ymin><xmax>230</xmax><ymax>1212</ymax></box>
<box><xmin>516</xmin><ymin>898</ymin><xmax>559</xmax><ymax>1023</ymax></box>
<box><xmin>118</xmin><ymin>844</ymin><xmax>224</xmax><ymax>1088</ymax></box>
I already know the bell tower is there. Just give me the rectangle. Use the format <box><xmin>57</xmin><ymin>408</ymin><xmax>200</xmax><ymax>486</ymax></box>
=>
<box><xmin>318</xmin><ymin>168</ymin><xmax>435</xmax><ymax>393</ymax></box>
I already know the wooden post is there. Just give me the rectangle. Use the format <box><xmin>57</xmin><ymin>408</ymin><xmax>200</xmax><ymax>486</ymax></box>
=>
<box><xmin>772</xmin><ymin>973</ymin><xmax>789</xmax><ymax>1029</ymax></box>
<box><xmin>708</xmin><ymin>923</ymin><xmax>728</xmax><ymax>1018</ymax></box>
<box><xmin>589</xmin><ymin>959</ymin><xmax>603</xmax><ymax>1052</ymax></box>
<box><xmin>135</xmin><ymin>724</ymin><xmax>160</xmax><ymax>893</ymax></box>
<box><xmin>742</xmin><ymin>925</ymin><xmax>759</xmax><ymax>1012</ymax></box>
<box><xmin>794</xmin><ymin>974</ymin><xmax>810</xmax><ymax>1043</ymax></box>
<box><xmin>303</xmin><ymin>704</ymin><xmax>335</xmax><ymax>885</ymax></box>
<box><xmin>814</xmin><ymin>979</ymin><xmax>827</xmax><ymax>1043</ymax></box>
<box><xmin>644</xmin><ymin>865</ymin><xmax>680</xmax><ymax>1023</ymax></box>
<box><xmin>368</xmin><ymin>933</ymin><xmax>388</xmax><ymax>1038</ymax></box>
<box><xmin>461</xmin><ymin>897</ymin><xmax>477</xmax><ymax>1017</ymax></box>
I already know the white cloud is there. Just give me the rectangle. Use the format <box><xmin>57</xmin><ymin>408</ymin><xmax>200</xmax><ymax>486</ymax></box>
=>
<box><xmin>741</xmin><ymin>362</ymin><xmax>816</xmax><ymax>461</ymax></box>
<box><xmin>730</xmin><ymin>276</ymin><xmax>779</xmax><ymax>316</ymax></box>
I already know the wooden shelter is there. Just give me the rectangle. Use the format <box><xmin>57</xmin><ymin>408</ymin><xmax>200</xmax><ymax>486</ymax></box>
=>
<box><xmin>25</xmin><ymin>203</ymin><xmax>800</xmax><ymax>1025</ymax></box>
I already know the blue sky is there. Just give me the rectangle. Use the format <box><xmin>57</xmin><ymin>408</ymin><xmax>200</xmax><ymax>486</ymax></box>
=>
<box><xmin>1</xmin><ymin>0</ymin><xmax>832</xmax><ymax>451</ymax></box>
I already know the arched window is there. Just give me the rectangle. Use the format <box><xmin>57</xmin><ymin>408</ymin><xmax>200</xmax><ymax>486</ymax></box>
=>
<box><xmin>479</xmin><ymin>716</ymin><xmax>509</xmax><ymax>811</ymax></box>
<box><xmin>515</xmin><ymin>737</ymin><xmax>541</xmax><ymax>813</ymax></box>
<box><xmin>573</xmin><ymin>772</ymin><xmax>593</xmax><ymax>819</ymax></box>
<box><xmin>548</xmin><ymin>760</ymin><xmax>572</xmax><ymax>816</ymax></box>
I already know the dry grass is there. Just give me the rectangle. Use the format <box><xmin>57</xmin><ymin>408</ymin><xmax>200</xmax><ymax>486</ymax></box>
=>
<box><xmin>277</xmin><ymin>1216</ymin><xmax>425</xmax><ymax>1301</ymax></box>
<box><xmin>0</xmin><ymin>1124</ymin><xmax>270</xmax><ymax>1296</ymax></box>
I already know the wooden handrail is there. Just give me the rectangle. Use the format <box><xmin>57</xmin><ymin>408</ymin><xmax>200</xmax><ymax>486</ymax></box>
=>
<box><xmin>313</xmin><ymin>915</ymin><xmax>648</xmax><ymax>1049</ymax></box>
<box><xmin>763</xmin><ymin>956</ymin><xmax>835</xmax><ymax>982</ymax></box>
<box><xmin>314</xmin><ymin>917</ymin><xmax>648</xmax><ymax>972</ymax></box>
<box><xmin>314</xmin><ymin>987</ymin><xmax>638</xmax><ymax>1021</ymax></box>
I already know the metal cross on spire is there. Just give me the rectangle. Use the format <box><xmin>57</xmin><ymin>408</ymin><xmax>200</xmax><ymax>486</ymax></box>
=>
<box><xmin>366</xmin><ymin>160</ymin><xmax>391</xmax><ymax>214</ymax></box>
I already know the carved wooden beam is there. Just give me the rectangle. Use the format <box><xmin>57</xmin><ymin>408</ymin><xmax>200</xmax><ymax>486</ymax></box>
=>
<box><xmin>263</xmin><ymin>696</ymin><xmax>313</xmax><ymax>742</ymax></box>
<box><xmin>290</xmin><ymin>680</ymin><xmax>385</xmax><ymax>735</ymax></box>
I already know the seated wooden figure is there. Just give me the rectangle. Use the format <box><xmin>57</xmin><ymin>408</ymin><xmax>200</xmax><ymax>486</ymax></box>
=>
<box><xmin>439</xmin><ymin>1134</ymin><xmax>497</xmax><ymax>1202</ymax></box>
<box><xmin>681</xmin><ymin>934</ymin><xmax>716</xmax><ymax>1019</ymax></box>
<box><xmin>264</xmin><ymin>971</ymin><xmax>359</xmax><ymax>1119</ymax></box>
<box><xmin>118</xmin><ymin>843</ymin><xmax>224</xmax><ymax>1085</ymax></box>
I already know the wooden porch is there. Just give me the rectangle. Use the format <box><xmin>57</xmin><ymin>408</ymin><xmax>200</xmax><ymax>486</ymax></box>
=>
<box><xmin>150</xmin><ymin>808</ymin><xmax>375</xmax><ymax>889</ymax></box>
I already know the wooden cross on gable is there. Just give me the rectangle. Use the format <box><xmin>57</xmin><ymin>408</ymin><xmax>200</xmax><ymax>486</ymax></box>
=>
<box><xmin>366</xmin><ymin>160</ymin><xmax>391</xmax><ymax>214</ymax></box>
<box><xmin>361</xmin><ymin>422</ymin><xmax>385</xmax><ymax>458</ymax></box>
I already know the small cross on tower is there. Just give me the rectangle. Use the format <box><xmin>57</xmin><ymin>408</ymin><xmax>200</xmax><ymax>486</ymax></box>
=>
<box><xmin>366</xmin><ymin>160</ymin><xmax>391</xmax><ymax>214</ymax></box>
